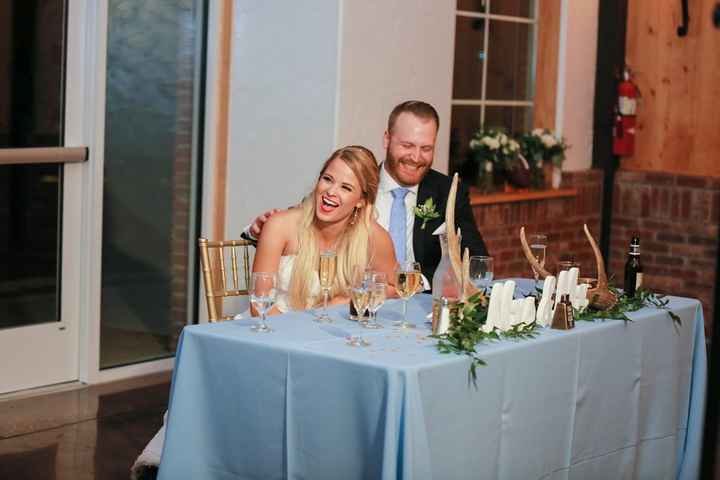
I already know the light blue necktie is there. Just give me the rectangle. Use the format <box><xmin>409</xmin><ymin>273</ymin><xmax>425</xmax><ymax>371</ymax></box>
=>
<box><xmin>389</xmin><ymin>187</ymin><xmax>409</xmax><ymax>263</ymax></box>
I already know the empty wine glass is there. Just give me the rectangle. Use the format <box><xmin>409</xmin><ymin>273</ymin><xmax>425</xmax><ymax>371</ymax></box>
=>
<box><xmin>363</xmin><ymin>272</ymin><xmax>387</xmax><ymax>329</ymax></box>
<box><xmin>469</xmin><ymin>256</ymin><xmax>494</xmax><ymax>293</ymax></box>
<box><xmin>250</xmin><ymin>272</ymin><xmax>277</xmax><ymax>333</ymax></box>
<box><xmin>316</xmin><ymin>250</ymin><xmax>337</xmax><ymax>323</ymax></box>
<box><xmin>347</xmin><ymin>266</ymin><xmax>371</xmax><ymax>345</ymax></box>
<box><xmin>528</xmin><ymin>234</ymin><xmax>547</xmax><ymax>291</ymax></box>
<box><xmin>394</xmin><ymin>261</ymin><xmax>421</xmax><ymax>329</ymax></box>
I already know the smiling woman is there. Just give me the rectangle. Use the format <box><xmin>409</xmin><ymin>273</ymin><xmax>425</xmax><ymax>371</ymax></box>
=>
<box><xmin>251</xmin><ymin>146</ymin><xmax>397</xmax><ymax>315</ymax></box>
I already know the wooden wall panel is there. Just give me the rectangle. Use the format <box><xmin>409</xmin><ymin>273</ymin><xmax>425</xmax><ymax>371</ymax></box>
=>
<box><xmin>533</xmin><ymin>0</ymin><xmax>560</xmax><ymax>129</ymax></box>
<box><xmin>624</xmin><ymin>0</ymin><xmax>720</xmax><ymax>177</ymax></box>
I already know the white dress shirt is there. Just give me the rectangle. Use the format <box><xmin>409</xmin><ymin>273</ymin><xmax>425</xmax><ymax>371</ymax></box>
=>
<box><xmin>375</xmin><ymin>163</ymin><xmax>419</xmax><ymax>263</ymax></box>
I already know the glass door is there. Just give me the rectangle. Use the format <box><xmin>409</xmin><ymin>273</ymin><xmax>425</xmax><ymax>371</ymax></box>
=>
<box><xmin>0</xmin><ymin>0</ymin><xmax>80</xmax><ymax>394</ymax></box>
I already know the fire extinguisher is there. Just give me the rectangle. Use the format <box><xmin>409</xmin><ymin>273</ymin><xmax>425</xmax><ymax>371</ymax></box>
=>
<box><xmin>612</xmin><ymin>67</ymin><xmax>639</xmax><ymax>156</ymax></box>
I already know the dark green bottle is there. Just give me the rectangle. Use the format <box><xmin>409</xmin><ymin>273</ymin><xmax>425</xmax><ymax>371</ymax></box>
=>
<box><xmin>624</xmin><ymin>237</ymin><xmax>643</xmax><ymax>297</ymax></box>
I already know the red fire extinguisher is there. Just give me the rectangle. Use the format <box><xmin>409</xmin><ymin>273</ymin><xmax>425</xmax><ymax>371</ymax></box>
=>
<box><xmin>612</xmin><ymin>68</ymin><xmax>639</xmax><ymax>156</ymax></box>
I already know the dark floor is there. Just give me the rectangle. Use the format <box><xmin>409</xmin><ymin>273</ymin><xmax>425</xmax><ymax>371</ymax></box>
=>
<box><xmin>0</xmin><ymin>372</ymin><xmax>170</xmax><ymax>480</ymax></box>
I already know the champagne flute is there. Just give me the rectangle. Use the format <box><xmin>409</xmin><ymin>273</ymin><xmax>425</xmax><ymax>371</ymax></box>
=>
<box><xmin>529</xmin><ymin>234</ymin><xmax>547</xmax><ymax>291</ymax></box>
<box><xmin>469</xmin><ymin>256</ymin><xmax>494</xmax><ymax>293</ymax></box>
<box><xmin>316</xmin><ymin>250</ymin><xmax>337</xmax><ymax>323</ymax></box>
<box><xmin>394</xmin><ymin>261</ymin><xmax>422</xmax><ymax>329</ymax></box>
<box><xmin>363</xmin><ymin>272</ymin><xmax>387</xmax><ymax>329</ymax></box>
<box><xmin>250</xmin><ymin>272</ymin><xmax>277</xmax><ymax>333</ymax></box>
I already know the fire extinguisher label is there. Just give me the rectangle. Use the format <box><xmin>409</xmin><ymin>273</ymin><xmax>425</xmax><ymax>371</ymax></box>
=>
<box><xmin>619</xmin><ymin>97</ymin><xmax>637</xmax><ymax>115</ymax></box>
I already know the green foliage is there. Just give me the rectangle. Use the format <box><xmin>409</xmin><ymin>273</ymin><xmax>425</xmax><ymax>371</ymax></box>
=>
<box><xmin>434</xmin><ymin>287</ymin><xmax>681</xmax><ymax>383</ymax></box>
<box><xmin>433</xmin><ymin>292</ymin><xmax>539</xmax><ymax>382</ymax></box>
<box><xmin>574</xmin><ymin>286</ymin><xmax>681</xmax><ymax>325</ymax></box>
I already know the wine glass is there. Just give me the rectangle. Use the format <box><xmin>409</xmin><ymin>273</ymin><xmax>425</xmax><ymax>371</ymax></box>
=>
<box><xmin>394</xmin><ymin>261</ymin><xmax>422</xmax><ymax>329</ymax></box>
<box><xmin>350</xmin><ymin>266</ymin><xmax>370</xmax><ymax>324</ymax></box>
<box><xmin>528</xmin><ymin>234</ymin><xmax>547</xmax><ymax>291</ymax></box>
<box><xmin>316</xmin><ymin>250</ymin><xmax>337</xmax><ymax>323</ymax></box>
<box><xmin>250</xmin><ymin>272</ymin><xmax>277</xmax><ymax>333</ymax></box>
<box><xmin>363</xmin><ymin>272</ymin><xmax>387</xmax><ymax>329</ymax></box>
<box><xmin>469</xmin><ymin>256</ymin><xmax>494</xmax><ymax>293</ymax></box>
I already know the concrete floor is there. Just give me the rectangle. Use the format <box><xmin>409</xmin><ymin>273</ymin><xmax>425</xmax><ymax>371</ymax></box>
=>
<box><xmin>0</xmin><ymin>372</ymin><xmax>170</xmax><ymax>480</ymax></box>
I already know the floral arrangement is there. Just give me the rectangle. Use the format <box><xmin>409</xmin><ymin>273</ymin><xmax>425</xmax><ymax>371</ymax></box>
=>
<box><xmin>468</xmin><ymin>128</ymin><xmax>521</xmax><ymax>191</ymax></box>
<box><xmin>469</xmin><ymin>128</ymin><xmax>521</xmax><ymax>171</ymax></box>
<box><xmin>521</xmin><ymin>128</ymin><xmax>569</xmax><ymax>168</ymax></box>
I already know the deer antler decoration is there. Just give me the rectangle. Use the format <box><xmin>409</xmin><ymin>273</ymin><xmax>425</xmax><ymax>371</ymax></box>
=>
<box><xmin>446</xmin><ymin>174</ymin><xmax>482</xmax><ymax>302</ymax></box>
<box><xmin>583</xmin><ymin>223</ymin><xmax>618</xmax><ymax>310</ymax></box>
<box><xmin>520</xmin><ymin>227</ymin><xmax>551</xmax><ymax>278</ymax></box>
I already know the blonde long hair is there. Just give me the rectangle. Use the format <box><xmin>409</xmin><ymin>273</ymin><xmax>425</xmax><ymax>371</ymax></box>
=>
<box><xmin>288</xmin><ymin>146</ymin><xmax>379</xmax><ymax>310</ymax></box>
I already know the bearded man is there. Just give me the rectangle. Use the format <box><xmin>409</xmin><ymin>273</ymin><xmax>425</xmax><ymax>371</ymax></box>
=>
<box><xmin>246</xmin><ymin>100</ymin><xmax>488</xmax><ymax>282</ymax></box>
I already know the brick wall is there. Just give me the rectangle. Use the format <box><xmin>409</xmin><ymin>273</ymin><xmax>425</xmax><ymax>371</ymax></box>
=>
<box><xmin>609</xmin><ymin>171</ymin><xmax>719</xmax><ymax>337</ymax></box>
<box><xmin>472</xmin><ymin>169</ymin><xmax>604</xmax><ymax>281</ymax></box>
<box><xmin>168</xmin><ymin>24</ymin><xmax>196</xmax><ymax>350</ymax></box>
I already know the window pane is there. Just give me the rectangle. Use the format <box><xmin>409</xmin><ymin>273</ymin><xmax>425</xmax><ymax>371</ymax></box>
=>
<box><xmin>100</xmin><ymin>0</ymin><xmax>204</xmax><ymax>368</ymax></box>
<box><xmin>486</xmin><ymin>20</ymin><xmax>535</xmax><ymax>101</ymax></box>
<box><xmin>0</xmin><ymin>0</ymin><xmax>65</xmax><ymax>329</ymax></box>
<box><xmin>457</xmin><ymin>0</ymin><xmax>488</xmax><ymax>13</ymax></box>
<box><xmin>453</xmin><ymin>16</ymin><xmax>486</xmax><ymax>99</ymax></box>
<box><xmin>484</xmin><ymin>106</ymin><xmax>533</xmax><ymax>134</ymax></box>
<box><xmin>449</xmin><ymin>105</ymin><xmax>482</xmax><ymax>175</ymax></box>
<box><xmin>491</xmin><ymin>0</ymin><xmax>535</xmax><ymax>18</ymax></box>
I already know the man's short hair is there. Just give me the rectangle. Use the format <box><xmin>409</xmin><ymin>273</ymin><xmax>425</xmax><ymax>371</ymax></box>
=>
<box><xmin>387</xmin><ymin>101</ymin><xmax>439</xmax><ymax>133</ymax></box>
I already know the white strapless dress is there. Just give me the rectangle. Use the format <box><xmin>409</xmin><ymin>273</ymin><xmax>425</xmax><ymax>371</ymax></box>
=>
<box><xmin>276</xmin><ymin>255</ymin><xmax>321</xmax><ymax>313</ymax></box>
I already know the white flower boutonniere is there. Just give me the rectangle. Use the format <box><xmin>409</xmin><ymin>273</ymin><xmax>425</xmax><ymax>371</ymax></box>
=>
<box><xmin>415</xmin><ymin>197</ymin><xmax>441</xmax><ymax>230</ymax></box>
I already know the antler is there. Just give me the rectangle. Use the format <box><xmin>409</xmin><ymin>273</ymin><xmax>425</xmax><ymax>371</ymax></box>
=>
<box><xmin>520</xmin><ymin>226</ymin><xmax>551</xmax><ymax>278</ymax></box>
<box><xmin>447</xmin><ymin>174</ymin><xmax>480</xmax><ymax>301</ymax></box>
<box><xmin>583</xmin><ymin>223</ymin><xmax>618</xmax><ymax>310</ymax></box>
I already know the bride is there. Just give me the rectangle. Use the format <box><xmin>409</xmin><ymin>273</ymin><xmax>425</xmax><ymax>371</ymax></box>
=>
<box><xmin>252</xmin><ymin>145</ymin><xmax>397</xmax><ymax>313</ymax></box>
<box><xmin>131</xmin><ymin>146</ymin><xmax>396</xmax><ymax>479</ymax></box>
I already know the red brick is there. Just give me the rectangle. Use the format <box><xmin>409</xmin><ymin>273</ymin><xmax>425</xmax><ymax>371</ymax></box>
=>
<box><xmin>688</xmin><ymin>235</ymin><xmax>716</xmax><ymax>247</ymax></box>
<box><xmin>656</xmin><ymin>232</ymin><xmax>685</xmax><ymax>243</ymax></box>
<box><xmin>676</xmin><ymin>175</ymin><xmax>708</xmax><ymax>189</ymax></box>
<box><xmin>645</xmin><ymin>172</ymin><xmax>676</xmax><ymax>186</ymax></box>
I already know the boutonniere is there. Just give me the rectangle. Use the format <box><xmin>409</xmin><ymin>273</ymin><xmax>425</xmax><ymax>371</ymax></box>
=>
<box><xmin>414</xmin><ymin>197</ymin><xmax>441</xmax><ymax>230</ymax></box>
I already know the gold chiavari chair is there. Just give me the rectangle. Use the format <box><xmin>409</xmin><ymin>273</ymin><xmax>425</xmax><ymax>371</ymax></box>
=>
<box><xmin>198</xmin><ymin>237</ymin><xmax>253</xmax><ymax>322</ymax></box>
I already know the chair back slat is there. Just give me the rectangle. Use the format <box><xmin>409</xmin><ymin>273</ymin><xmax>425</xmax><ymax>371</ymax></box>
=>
<box><xmin>198</xmin><ymin>237</ymin><xmax>253</xmax><ymax>322</ymax></box>
<box><xmin>231</xmin><ymin>246</ymin><xmax>239</xmax><ymax>290</ymax></box>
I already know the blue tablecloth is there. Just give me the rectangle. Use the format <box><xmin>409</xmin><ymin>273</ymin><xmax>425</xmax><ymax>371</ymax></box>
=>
<box><xmin>158</xmin><ymin>283</ymin><xmax>706</xmax><ymax>480</ymax></box>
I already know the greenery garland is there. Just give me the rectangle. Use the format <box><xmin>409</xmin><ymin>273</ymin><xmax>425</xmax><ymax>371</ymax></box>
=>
<box><xmin>434</xmin><ymin>287</ymin><xmax>681</xmax><ymax>381</ymax></box>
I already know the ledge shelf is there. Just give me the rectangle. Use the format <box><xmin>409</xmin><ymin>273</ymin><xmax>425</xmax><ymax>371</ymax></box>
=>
<box><xmin>469</xmin><ymin>187</ymin><xmax>577</xmax><ymax>206</ymax></box>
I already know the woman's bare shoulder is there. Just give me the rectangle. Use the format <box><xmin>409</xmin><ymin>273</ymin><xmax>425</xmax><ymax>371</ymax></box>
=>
<box><xmin>369</xmin><ymin>220</ymin><xmax>392</xmax><ymax>243</ymax></box>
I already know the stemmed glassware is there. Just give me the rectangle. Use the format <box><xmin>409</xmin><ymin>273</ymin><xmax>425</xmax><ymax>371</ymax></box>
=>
<box><xmin>250</xmin><ymin>272</ymin><xmax>277</xmax><ymax>333</ymax></box>
<box><xmin>394</xmin><ymin>261</ymin><xmax>422</xmax><ymax>329</ymax></box>
<box><xmin>469</xmin><ymin>256</ymin><xmax>494</xmax><ymax>293</ymax></box>
<box><xmin>350</xmin><ymin>266</ymin><xmax>371</xmax><ymax>325</ymax></box>
<box><xmin>316</xmin><ymin>250</ymin><xmax>337</xmax><ymax>323</ymax></box>
<box><xmin>363</xmin><ymin>272</ymin><xmax>387</xmax><ymax>329</ymax></box>
<box><xmin>528</xmin><ymin>234</ymin><xmax>547</xmax><ymax>290</ymax></box>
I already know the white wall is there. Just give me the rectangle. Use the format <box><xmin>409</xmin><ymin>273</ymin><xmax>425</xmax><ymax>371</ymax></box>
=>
<box><xmin>226</xmin><ymin>0</ymin><xmax>341</xmax><ymax>235</ymax></box>
<box><xmin>222</xmin><ymin>0</ymin><xmax>599</xmax><ymax>237</ymax></box>
<box><xmin>335</xmin><ymin>0</ymin><xmax>455</xmax><ymax>173</ymax></box>
<box><xmin>557</xmin><ymin>0</ymin><xmax>599</xmax><ymax>171</ymax></box>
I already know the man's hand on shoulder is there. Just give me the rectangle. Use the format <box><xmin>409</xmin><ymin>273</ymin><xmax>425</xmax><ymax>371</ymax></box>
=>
<box><xmin>251</xmin><ymin>209</ymin><xmax>282</xmax><ymax>237</ymax></box>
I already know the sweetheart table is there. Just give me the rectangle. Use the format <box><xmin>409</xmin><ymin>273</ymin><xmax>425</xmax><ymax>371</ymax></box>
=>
<box><xmin>158</xmin><ymin>280</ymin><xmax>706</xmax><ymax>480</ymax></box>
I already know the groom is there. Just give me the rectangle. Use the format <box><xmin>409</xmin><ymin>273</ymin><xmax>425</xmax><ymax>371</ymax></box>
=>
<box><xmin>245</xmin><ymin>100</ymin><xmax>487</xmax><ymax>282</ymax></box>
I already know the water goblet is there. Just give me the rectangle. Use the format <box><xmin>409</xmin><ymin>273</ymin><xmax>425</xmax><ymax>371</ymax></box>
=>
<box><xmin>250</xmin><ymin>272</ymin><xmax>277</xmax><ymax>333</ymax></box>
<box><xmin>363</xmin><ymin>272</ymin><xmax>387</xmax><ymax>329</ymax></box>
<box><xmin>316</xmin><ymin>250</ymin><xmax>337</xmax><ymax>323</ymax></box>
<box><xmin>469</xmin><ymin>256</ymin><xmax>494</xmax><ymax>293</ymax></box>
<box><xmin>394</xmin><ymin>261</ymin><xmax>422</xmax><ymax>329</ymax></box>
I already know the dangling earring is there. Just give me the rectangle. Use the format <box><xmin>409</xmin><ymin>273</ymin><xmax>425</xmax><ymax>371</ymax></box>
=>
<box><xmin>350</xmin><ymin>206</ymin><xmax>360</xmax><ymax>225</ymax></box>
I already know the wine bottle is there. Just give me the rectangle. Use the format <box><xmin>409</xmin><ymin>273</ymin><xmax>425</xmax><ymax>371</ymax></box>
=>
<box><xmin>623</xmin><ymin>236</ymin><xmax>643</xmax><ymax>297</ymax></box>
